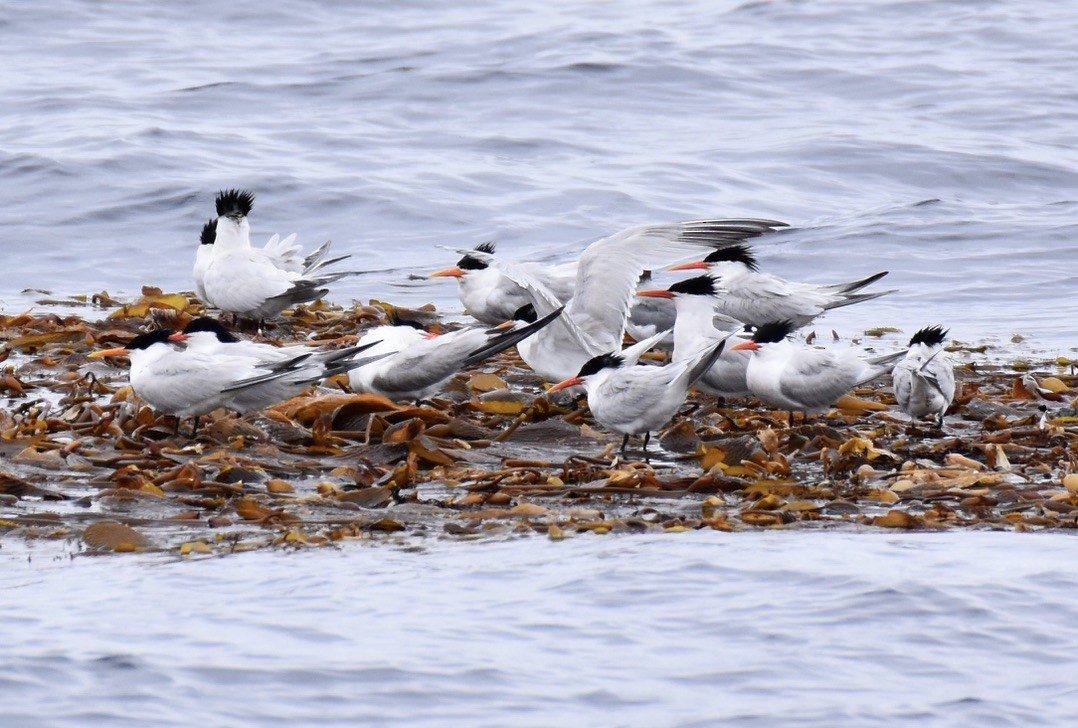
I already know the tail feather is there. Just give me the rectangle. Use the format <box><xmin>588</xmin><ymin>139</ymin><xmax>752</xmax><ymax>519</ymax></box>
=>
<box><xmin>677</xmin><ymin>330</ymin><xmax>738</xmax><ymax>389</ymax></box>
<box><xmin>822</xmin><ymin>288</ymin><xmax>897</xmax><ymax>311</ymax></box>
<box><xmin>858</xmin><ymin>348</ymin><xmax>909</xmax><ymax>385</ymax></box>
<box><xmin>222</xmin><ymin>340</ymin><xmax>386</xmax><ymax>392</ymax></box>
<box><xmin>820</xmin><ymin>270</ymin><xmax>889</xmax><ymax>294</ymax></box>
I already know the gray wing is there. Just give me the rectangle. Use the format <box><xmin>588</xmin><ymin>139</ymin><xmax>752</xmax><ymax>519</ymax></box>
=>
<box><xmin>778</xmin><ymin>351</ymin><xmax>854</xmax><ymax>411</ymax></box>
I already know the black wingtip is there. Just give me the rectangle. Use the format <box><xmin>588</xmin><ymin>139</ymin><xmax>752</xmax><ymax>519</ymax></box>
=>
<box><xmin>703</xmin><ymin>243</ymin><xmax>759</xmax><ymax>271</ymax></box>
<box><xmin>909</xmin><ymin>325</ymin><xmax>948</xmax><ymax>347</ymax></box>
<box><xmin>215</xmin><ymin>189</ymin><xmax>254</xmax><ymax>218</ymax></box>
<box><xmin>751</xmin><ymin>320</ymin><xmax>796</xmax><ymax>343</ymax></box>
<box><xmin>512</xmin><ymin>303</ymin><xmax>537</xmax><ymax>323</ymax></box>
<box><xmin>199</xmin><ymin>218</ymin><xmax>217</xmax><ymax>246</ymax></box>
<box><xmin>668</xmin><ymin>275</ymin><xmax>718</xmax><ymax>297</ymax></box>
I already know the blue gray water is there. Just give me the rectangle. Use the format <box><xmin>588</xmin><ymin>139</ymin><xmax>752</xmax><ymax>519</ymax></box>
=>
<box><xmin>5</xmin><ymin>532</ymin><xmax>1078</xmax><ymax>727</ymax></box>
<box><xmin>1</xmin><ymin>0</ymin><xmax>1076</xmax><ymax>349</ymax></box>
<box><xmin>3</xmin><ymin>1</ymin><xmax>1078</xmax><ymax>724</ymax></box>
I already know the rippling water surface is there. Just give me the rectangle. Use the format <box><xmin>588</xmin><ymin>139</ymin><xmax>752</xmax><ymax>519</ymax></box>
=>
<box><xmin>1</xmin><ymin>0</ymin><xmax>1075</xmax><ymax>347</ymax></box>
<box><xmin>5</xmin><ymin>532</ymin><xmax>1078</xmax><ymax>726</ymax></box>
<box><xmin>3</xmin><ymin>1</ymin><xmax>1078</xmax><ymax>724</ymax></box>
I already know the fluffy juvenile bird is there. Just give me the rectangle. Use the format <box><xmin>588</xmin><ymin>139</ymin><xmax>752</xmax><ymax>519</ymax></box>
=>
<box><xmin>668</xmin><ymin>243</ymin><xmax>892</xmax><ymax>328</ymax></box>
<box><xmin>892</xmin><ymin>325</ymin><xmax>955</xmax><ymax>426</ymax></box>
<box><xmin>729</xmin><ymin>321</ymin><xmax>907</xmax><ymax>413</ymax></box>
<box><xmin>547</xmin><ymin>334</ymin><xmax>733</xmax><ymax>453</ymax></box>
<box><xmin>199</xmin><ymin>190</ymin><xmax>351</xmax><ymax>323</ymax></box>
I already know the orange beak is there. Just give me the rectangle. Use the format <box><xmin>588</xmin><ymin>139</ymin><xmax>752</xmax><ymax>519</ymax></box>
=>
<box><xmin>635</xmin><ymin>288</ymin><xmax>674</xmax><ymax>299</ymax></box>
<box><xmin>88</xmin><ymin>346</ymin><xmax>130</xmax><ymax>359</ymax></box>
<box><xmin>547</xmin><ymin>376</ymin><xmax>583</xmax><ymax>392</ymax></box>
<box><xmin>492</xmin><ymin>320</ymin><xmax>515</xmax><ymax>331</ymax></box>
<box><xmin>168</xmin><ymin>332</ymin><xmax>188</xmax><ymax>343</ymax></box>
<box><xmin>729</xmin><ymin>341</ymin><xmax>759</xmax><ymax>352</ymax></box>
<box><xmin>429</xmin><ymin>267</ymin><xmax>464</xmax><ymax>279</ymax></box>
<box><xmin>667</xmin><ymin>260</ymin><xmax>709</xmax><ymax>272</ymax></box>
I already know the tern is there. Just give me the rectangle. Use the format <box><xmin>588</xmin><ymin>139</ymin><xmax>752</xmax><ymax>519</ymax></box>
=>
<box><xmin>429</xmin><ymin>242</ymin><xmax>576</xmax><ymax>324</ymax></box>
<box><xmin>547</xmin><ymin>333</ymin><xmax>733</xmax><ymax>452</ymax></box>
<box><xmin>892</xmin><ymin>325</ymin><xmax>955</xmax><ymax>426</ymax></box>
<box><xmin>463</xmin><ymin>218</ymin><xmax>787</xmax><ymax>382</ymax></box>
<box><xmin>347</xmin><ymin>307</ymin><xmax>565</xmax><ymax>403</ymax></box>
<box><xmin>200</xmin><ymin>190</ymin><xmax>351</xmax><ymax>323</ymax></box>
<box><xmin>89</xmin><ymin>323</ymin><xmax>380</xmax><ymax>435</ymax></box>
<box><xmin>636</xmin><ymin>275</ymin><xmax>753</xmax><ymax>397</ymax></box>
<box><xmin>728</xmin><ymin>321</ymin><xmax>907</xmax><ymax>414</ymax></box>
<box><xmin>668</xmin><ymin>243</ymin><xmax>892</xmax><ymax>328</ymax></box>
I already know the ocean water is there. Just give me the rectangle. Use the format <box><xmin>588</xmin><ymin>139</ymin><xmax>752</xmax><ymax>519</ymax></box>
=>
<box><xmin>2</xmin><ymin>1</ymin><xmax>1078</xmax><ymax>724</ymax></box>
<box><xmin>5</xmin><ymin>532</ymin><xmax>1078</xmax><ymax>727</ymax></box>
<box><xmin>0</xmin><ymin>0</ymin><xmax>1075</xmax><ymax>349</ymax></box>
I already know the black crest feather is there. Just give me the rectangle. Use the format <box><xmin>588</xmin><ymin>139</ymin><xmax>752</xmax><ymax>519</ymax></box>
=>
<box><xmin>703</xmin><ymin>243</ymin><xmax>759</xmax><ymax>271</ymax></box>
<box><xmin>668</xmin><ymin>275</ymin><xmax>718</xmax><ymax>297</ymax></box>
<box><xmin>184</xmin><ymin>317</ymin><xmax>239</xmax><ymax>343</ymax></box>
<box><xmin>751</xmin><ymin>320</ymin><xmax>795</xmax><ymax>344</ymax></box>
<box><xmin>457</xmin><ymin>241</ymin><xmax>495</xmax><ymax>271</ymax></box>
<box><xmin>513</xmin><ymin>303</ymin><xmax>537</xmax><ymax>323</ymax></box>
<box><xmin>126</xmin><ymin>329</ymin><xmax>174</xmax><ymax>351</ymax></box>
<box><xmin>215</xmin><ymin>189</ymin><xmax>254</xmax><ymax>218</ymax></box>
<box><xmin>577</xmin><ymin>352</ymin><xmax>625</xmax><ymax>378</ymax></box>
<box><xmin>909</xmin><ymin>325</ymin><xmax>948</xmax><ymax>347</ymax></box>
<box><xmin>199</xmin><ymin>218</ymin><xmax>217</xmax><ymax>246</ymax></box>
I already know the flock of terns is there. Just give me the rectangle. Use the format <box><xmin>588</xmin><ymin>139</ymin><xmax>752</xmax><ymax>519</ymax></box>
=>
<box><xmin>90</xmin><ymin>190</ymin><xmax>956</xmax><ymax>449</ymax></box>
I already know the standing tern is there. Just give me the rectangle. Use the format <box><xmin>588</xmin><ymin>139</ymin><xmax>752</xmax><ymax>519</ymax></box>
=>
<box><xmin>547</xmin><ymin>333</ymin><xmax>733</xmax><ymax>453</ymax></box>
<box><xmin>465</xmin><ymin>218</ymin><xmax>787</xmax><ymax>382</ymax></box>
<box><xmin>892</xmin><ymin>325</ymin><xmax>955</xmax><ymax>426</ymax></box>
<box><xmin>89</xmin><ymin>323</ymin><xmax>381</xmax><ymax>435</ymax></box>
<box><xmin>636</xmin><ymin>275</ymin><xmax>753</xmax><ymax>397</ymax></box>
<box><xmin>728</xmin><ymin>321</ymin><xmax>907</xmax><ymax>414</ymax></box>
<box><xmin>200</xmin><ymin>190</ymin><xmax>351</xmax><ymax>323</ymax></box>
<box><xmin>347</xmin><ymin>307</ymin><xmax>565</xmax><ymax>403</ymax></box>
<box><xmin>668</xmin><ymin>243</ymin><xmax>892</xmax><ymax>328</ymax></box>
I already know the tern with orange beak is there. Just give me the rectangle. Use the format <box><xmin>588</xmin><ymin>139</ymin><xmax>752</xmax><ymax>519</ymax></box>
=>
<box><xmin>547</xmin><ymin>333</ymin><xmax>733</xmax><ymax>453</ymax></box>
<box><xmin>892</xmin><ymin>325</ymin><xmax>955</xmax><ymax>426</ymax></box>
<box><xmin>90</xmin><ymin>323</ymin><xmax>380</xmax><ymax>435</ymax></box>
<box><xmin>347</xmin><ymin>307</ymin><xmax>565</xmax><ymax>403</ymax></box>
<box><xmin>729</xmin><ymin>321</ymin><xmax>907</xmax><ymax>413</ymax></box>
<box><xmin>668</xmin><ymin>243</ymin><xmax>892</xmax><ymax>328</ymax></box>
<box><xmin>429</xmin><ymin>242</ymin><xmax>576</xmax><ymax>325</ymax></box>
<box><xmin>456</xmin><ymin>219</ymin><xmax>786</xmax><ymax>381</ymax></box>
<box><xmin>636</xmin><ymin>275</ymin><xmax>753</xmax><ymax>397</ymax></box>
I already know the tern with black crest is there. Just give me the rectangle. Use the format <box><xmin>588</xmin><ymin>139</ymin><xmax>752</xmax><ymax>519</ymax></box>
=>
<box><xmin>636</xmin><ymin>275</ymin><xmax>753</xmax><ymax>397</ymax></box>
<box><xmin>892</xmin><ymin>325</ymin><xmax>955</xmax><ymax>426</ymax></box>
<box><xmin>668</xmin><ymin>243</ymin><xmax>892</xmax><ymax>328</ymax></box>
<box><xmin>199</xmin><ymin>189</ymin><xmax>351</xmax><ymax>323</ymax></box>
<box><xmin>461</xmin><ymin>218</ymin><xmax>787</xmax><ymax>381</ymax></box>
<box><xmin>547</xmin><ymin>332</ymin><xmax>734</xmax><ymax>453</ymax></box>
<box><xmin>348</xmin><ymin>307</ymin><xmax>565</xmax><ymax>403</ymax></box>
<box><xmin>89</xmin><ymin>321</ymin><xmax>381</xmax><ymax>435</ymax></box>
<box><xmin>729</xmin><ymin>321</ymin><xmax>907</xmax><ymax>414</ymax></box>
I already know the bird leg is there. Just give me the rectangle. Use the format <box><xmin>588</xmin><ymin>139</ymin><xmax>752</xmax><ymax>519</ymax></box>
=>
<box><xmin>620</xmin><ymin>433</ymin><xmax>630</xmax><ymax>453</ymax></box>
<box><xmin>189</xmin><ymin>416</ymin><xmax>201</xmax><ymax>439</ymax></box>
<box><xmin>642</xmin><ymin>432</ymin><xmax>651</xmax><ymax>452</ymax></box>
